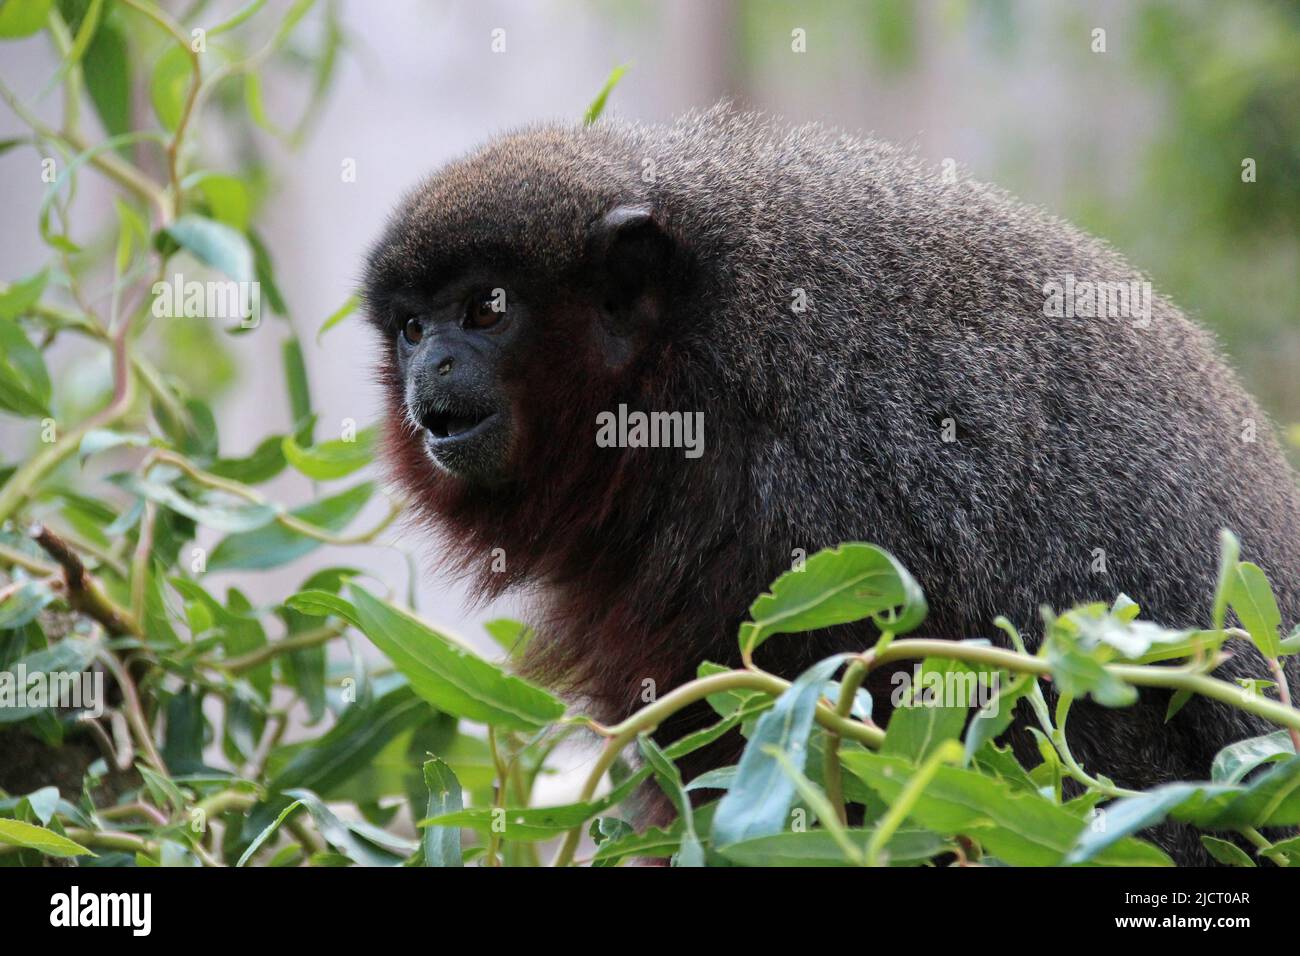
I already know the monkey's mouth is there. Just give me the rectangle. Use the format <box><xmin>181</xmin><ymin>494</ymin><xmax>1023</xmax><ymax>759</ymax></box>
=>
<box><xmin>420</xmin><ymin>408</ymin><xmax>498</xmax><ymax>443</ymax></box>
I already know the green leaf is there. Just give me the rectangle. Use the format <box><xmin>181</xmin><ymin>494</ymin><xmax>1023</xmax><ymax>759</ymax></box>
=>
<box><xmin>1209</xmin><ymin>756</ymin><xmax>1300</xmax><ymax>827</ymax></box>
<box><xmin>1044</xmin><ymin>615</ymin><xmax>1136</xmax><ymax>708</ymax></box>
<box><xmin>267</xmin><ymin>682</ymin><xmax>427</xmax><ymax>798</ymax></box>
<box><xmin>152</xmin><ymin>395</ymin><xmax>218</xmax><ymax>461</ymax></box>
<box><xmin>137</xmin><ymin>764</ymin><xmax>186</xmax><ymax>814</ymax></box>
<box><xmin>483</xmin><ymin>618</ymin><xmax>535</xmax><ymax>658</ymax></box>
<box><xmin>1200</xmin><ymin>836</ymin><xmax>1256</xmax><ymax>866</ymax></box>
<box><xmin>719</xmin><ymin>828</ymin><xmax>947</xmax><ymax>867</ymax></box>
<box><xmin>63</xmin><ymin>0</ymin><xmax>103</xmax><ymax>68</ymax></box>
<box><xmin>282</xmin><ymin>337</ymin><xmax>313</xmax><ymax>439</ymax></box>
<box><xmin>208</xmin><ymin>434</ymin><xmax>287</xmax><ymax>484</ymax></box>
<box><xmin>1211</xmin><ymin>730</ymin><xmax>1295</xmax><ymax>784</ymax></box>
<box><xmin>317</xmin><ymin>294</ymin><xmax>358</xmax><ymax>340</ymax></box>
<box><xmin>1165</xmin><ymin>687</ymin><xmax>1193</xmax><ymax>722</ymax></box>
<box><xmin>0</xmin><ymin>0</ymin><xmax>54</xmax><ymax>38</ymax></box>
<box><xmin>1065</xmin><ymin>783</ymin><xmax>1235</xmax><ymax>864</ymax></box>
<box><xmin>237</xmin><ymin>798</ymin><xmax>307</xmax><ymax>867</ymax></box>
<box><xmin>110</xmin><ymin>471</ymin><xmax>277</xmax><ymax>533</ymax></box>
<box><xmin>711</xmin><ymin>654</ymin><xmax>849</xmax><ymax>847</ymax></box>
<box><xmin>282</xmin><ymin>426</ymin><xmax>375</xmax><ymax>481</ymax></box>
<box><xmin>963</xmin><ymin>671</ymin><xmax>1031</xmax><ymax>763</ymax></box>
<box><xmin>421</xmin><ymin>767</ymin><xmax>653</xmax><ymax>841</ymax></box>
<box><xmin>0</xmin><ymin>581</ymin><xmax>52</xmax><ymax>632</ymax></box>
<box><xmin>883</xmin><ymin>656</ymin><xmax>982</xmax><ymax>761</ymax></box>
<box><xmin>283</xmin><ymin>790</ymin><xmax>413</xmax><ymax>866</ymax></box>
<box><xmin>78</xmin><ymin>428</ymin><xmax>153</xmax><ymax>461</ymax></box>
<box><xmin>845</xmin><ymin>750</ymin><xmax>1173</xmax><ymax>866</ymax></box>
<box><xmin>583</xmin><ymin>63</ymin><xmax>629</xmax><ymax>126</ymax></box>
<box><xmin>0</xmin><ymin>268</ymin><xmax>48</xmax><ymax>320</ymax></box>
<box><xmin>741</xmin><ymin>543</ymin><xmax>926</xmax><ymax>657</ymax></box>
<box><xmin>81</xmin><ymin>13</ymin><xmax>131</xmax><ymax>142</ymax></box>
<box><xmin>345</xmin><ymin>584</ymin><xmax>566</xmax><ymax>731</ymax></box>
<box><xmin>207</xmin><ymin>481</ymin><xmax>374</xmax><ymax>571</ymax></box>
<box><xmin>1266</xmin><ymin>834</ymin><xmax>1300</xmax><ymax>866</ymax></box>
<box><xmin>0</xmin><ymin>818</ymin><xmax>92</xmax><ymax>857</ymax></box>
<box><xmin>114</xmin><ymin>197</ymin><xmax>147</xmax><ymax>274</ymax></box>
<box><xmin>664</xmin><ymin>698</ymin><xmax>772</xmax><ymax>762</ymax></box>
<box><xmin>697</xmin><ymin>660</ymin><xmax>766</xmax><ymax>718</ymax></box>
<box><xmin>421</xmin><ymin>758</ymin><xmax>463</xmax><ymax>867</ymax></box>
<box><xmin>589</xmin><ymin>817</ymin><xmax>634</xmax><ymax>865</ymax></box>
<box><xmin>591</xmin><ymin>822</ymin><xmax>686</xmax><ymax>863</ymax></box>
<box><xmin>243</xmin><ymin>70</ymin><xmax>280</xmax><ymax>135</ymax></box>
<box><xmin>18</xmin><ymin>786</ymin><xmax>60</xmax><ymax>826</ymax></box>
<box><xmin>1226</xmin><ymin>561</ymin><xmax>1283</xmax><ymax>658</ymax></box>
<box><xmin>638</xmin><ymin>735</ymin><xmax>703</xmax><ymax>866</ymax></box>
<box><xmin>284</xmin><ymin>588</ymin><xmax>360</xmax><ymax>627</ymax></box>
<box><xmin>248</xmin><ymin>229</ymin><xmax>288</xmax><ymax>316</ymax></box>
<box><xmin>0</xmin><ymin>316</ymin><xmax>52</xmax><ymax>417</ymax></box>
<box><xmin>1062</xmin><ymin>605</ymin><xmax>1201</xmax><ymax>663</ymax></box>
<box><xmin>160</xmin><ymin>687</ymin><xmax>208</xmax><ymax>774</ymax></box>
<box><xmin>209</xmin><ymin>0</ymin><xmax>268</xmax><ymax>35</ymax></box>
<box><xmin>189</xmin><ymin>172</ymin><xmax>252</xmax><ymax>231</ymax></box>
<box><xmin>1212</xmin><ymin>529</ymin><xmax>1241</xmax><ymax>631</ymax></box>
<box><xmin>149</xmin><ymin>43</ymin><xmax>194</xmax><ymax>132</ymax></box>
<box><xmin>162</xmin><ymin>215</ymin><xmax>255</xmax><ymax>285</ymax></box>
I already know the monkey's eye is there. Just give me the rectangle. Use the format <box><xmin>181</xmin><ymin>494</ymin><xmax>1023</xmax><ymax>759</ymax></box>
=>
<box><xmin>464</xmin><ymin>293</ymin><xmax>504</xmax><ymax>330</ymax></box>
<box><xmin>401</xmin><ymin>316</ymin><xmax>425</xmax><ymax>345</ymax></box>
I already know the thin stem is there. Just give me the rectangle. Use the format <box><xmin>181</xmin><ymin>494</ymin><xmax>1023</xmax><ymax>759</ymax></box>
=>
<box><xmin>129</xmin><ymin>500</ymin><xmax>157</xmax><ymax>627</ymax></box>
<box><xmin>45</xmin><ymin>6</ymin><xmax>82</xmax><ymax>138</ymax></box>
<box><xmin>1053</xmin><ymin>693</ymin><xmax>1141</xmax><ymax>799</ymax></box>
<box><xmin>1240</xmin><ymin>825</ymin><xmax>1288</xmax><ymax>866</ymax></box>
<box><xmin>98</xmin><ymin>801</ymin><xmax>169</xmax><ymax>826</ymax></box>
<box><xmin>148</xmin><ymin>449</ymin><xmax>401</xmax><ymax>545</ymax></box>
<box><xmin>121</xmin><ymin>0</ymin><xmax>201</xmax><ymax>214</ymax></box>
<box><xmin>31</xmin><ymin>524</ymin><xmax>139</xmax><ymax>636</ymax></box>
<box><xmin>1266</xmin><ymin>658</ymin><xmax>1300</xmax><ymax>755</ymax></box>
<box><xmin>194</xmin><ymin>788</ymin><xmax>259</xmax><ymax>820</ymax></box>
<box><xmin>485</xmin><ymin>728</ymin><xmax>507</xmax><ymax>867</ymax></box>
<box><xmin>222</xmin><ymin>624</ymin><xmax>342</xmax><ymax>674</ymax></box>
<box><xmin>0</xmin><ymin>541</ymin><xmax>57</xmax><ymax>576</ymax></box>
<box><xmin>865</xmin><ymin>638</ymin><xmax>1300</xmax><ymax>733</ymax></box>
<box><xmin>97</xmin><ymin>649</ymin><xmax>166</xmax><ymax>774</ymax></box>
<box><xmin>824</xmin><ymin>657</ymin><xmax>872</xmax><ymax>825</ymax></box>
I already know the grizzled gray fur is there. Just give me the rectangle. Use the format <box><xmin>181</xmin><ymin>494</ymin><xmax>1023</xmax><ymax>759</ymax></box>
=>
<box><xmin>365</xmin><ymin>105</ymin><xmax>1300</xmax><ymax>866</ymax></box>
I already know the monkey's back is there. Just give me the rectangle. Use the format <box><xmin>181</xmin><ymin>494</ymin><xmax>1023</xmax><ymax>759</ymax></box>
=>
<box><xmin>588</xmin><ymin>109</ymin><xmax>1300</xmax><ymax>631</ymax></box>
<box><xmin>613</xmin><ymin>109</ymin><xmax>1300</xmax><ymax>862</ymax></box>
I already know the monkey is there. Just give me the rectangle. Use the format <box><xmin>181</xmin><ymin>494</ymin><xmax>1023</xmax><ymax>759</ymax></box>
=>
<box><xmin>361</xmin><ymin>105</ymin><xmax>1300</xmax><ymax>866</ymax></box>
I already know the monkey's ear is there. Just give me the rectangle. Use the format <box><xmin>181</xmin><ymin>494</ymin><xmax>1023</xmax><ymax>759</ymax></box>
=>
<box><xmin>586</xmin><ymin>204</ymin><xmax>677</xmax><ymax>337</ymax></box>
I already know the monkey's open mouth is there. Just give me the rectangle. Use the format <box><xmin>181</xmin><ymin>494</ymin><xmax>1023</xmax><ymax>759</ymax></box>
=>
<box><xmin>421</xmin><ymin>408</ymin><xmax>497</xmax><ymax>442</ymax></box>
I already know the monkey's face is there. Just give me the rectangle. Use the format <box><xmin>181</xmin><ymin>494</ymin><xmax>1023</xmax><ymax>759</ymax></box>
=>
<box><xmin>364</xmin><ymin>132</ymin><xmax>685</xmax><ymax>500</ymax></box>
<box><xmin>387</xmin><ymin>272</ymin><xmax>528</xmax><ymax>484</ymax></box>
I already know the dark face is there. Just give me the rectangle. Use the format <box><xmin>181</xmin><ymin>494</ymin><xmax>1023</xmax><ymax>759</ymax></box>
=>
<box><xmin>389</xmin><ymin>272</ymin><xmax>530</xmax><ymax>483</ymax></box>
<box><xmin>366</xmin><ymin>193</ymin><xmax>682</xmax><ymax>495</ymax></box>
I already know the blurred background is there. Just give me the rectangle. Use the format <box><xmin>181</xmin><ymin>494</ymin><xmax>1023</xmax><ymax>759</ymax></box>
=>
<box><xmin>3</xmin><ymin>0</ymin><xmax>1298</xmax><ymax>664</ymax></box>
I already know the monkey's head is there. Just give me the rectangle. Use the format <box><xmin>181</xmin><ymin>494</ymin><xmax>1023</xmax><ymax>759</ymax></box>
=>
<box><xmin>362</xmin><ymin>126</ymin><xmax>694</xmax><ymax>572</ymax></box>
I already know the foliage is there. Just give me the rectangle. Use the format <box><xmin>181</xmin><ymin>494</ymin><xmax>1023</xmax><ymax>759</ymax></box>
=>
<box><xmin>2</xmin><ymin>5</ymin><xmax>1299</xmax><ymax>869</ymax></box>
